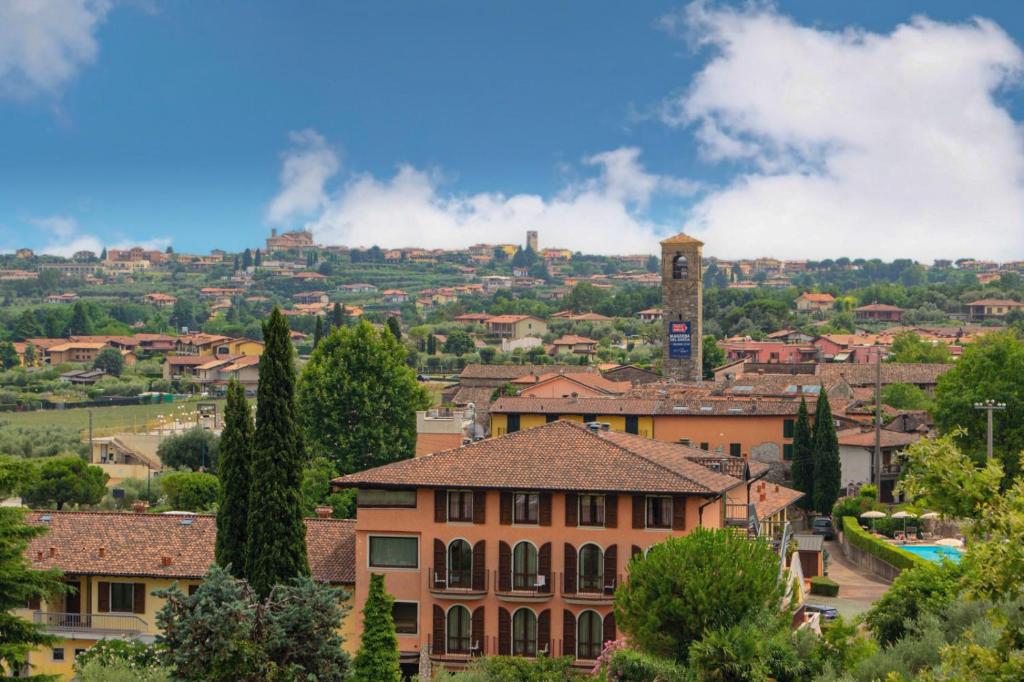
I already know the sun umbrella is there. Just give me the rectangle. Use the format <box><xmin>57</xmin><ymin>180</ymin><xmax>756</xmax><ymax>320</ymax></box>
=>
<box><xmin>920</xmin><ymin>512</ymin><xmax>940</xmax><ymax>519</ymax></box>
<box><xmin>892</xmin><ymin>511</ymin><xmax>914</xmax><ymax>535</ymax></box>
<box><xmin>935</xmin><ymin>537</ymin><xmax>964</xmax><ymax>548</ymax></box>
<box><xmin>860</xmin><ymin>510</ymin><xmax>886</xmax><ymax>531</ymax></box>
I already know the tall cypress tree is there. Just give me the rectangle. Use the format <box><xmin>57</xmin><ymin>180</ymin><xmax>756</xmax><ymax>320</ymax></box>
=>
<box><xmin>215</xmin><ymin>379</ymin><xmax>254</xmax><ymax>578</ymax></box>
<box><xmin>66</xmin><ymin>301</ymin><xmax>92</xmax><ymax>336</ymax></box>
<box><xmin>246</xmin><ymin>307</ymin><xmax>309</xmax><ymax>598</ymax></box>
<box><xmin>331</xmin><ymin>302</ymin><xmax>344</xmax><ymax>330</ymax></box>
<box><xmin>352</xmin><ymin>573</ymin><xmax>401</xmax><ymax>682</ymax></box>
<box><xmin>812</xmin><ymin>390</ymin><xmax>841</xmax><ymax>513</ymax></box>
<box><xmin>385</xmin><ymin>316</ymin><xmax>401</xmax><ymax>341</ymax></box>
<box><xmin>790</xmin><ymin>397</ymin><xmax>815</xmax><ymax>510</ymax></box>
<box><xmin>313</xmin><ymin>315</ymin><xmax>324</xmax><ymax>349</ymax></box>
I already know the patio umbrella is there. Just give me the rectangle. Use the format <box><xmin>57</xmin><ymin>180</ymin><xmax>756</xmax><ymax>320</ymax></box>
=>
<box><xmin>920</xmin><ymin>512</ymin><xmax>940</xmax><ymax>519</ymax></box>
<box><xmin>935</xmin><ymin>537</ymin><xmax>964</xmax><ymax>548</ymax></box>
<box><xmin>892</xmin><ymin>510</ymin><xmax>914</xmax><ymax>535</ymax></box>
<box><xmin>860</xmin><ymin>510</ymin><xmax>886</xmax><ymax>531</ymax></box>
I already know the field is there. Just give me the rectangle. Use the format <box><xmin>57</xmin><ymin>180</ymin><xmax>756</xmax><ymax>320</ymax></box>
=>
<box><xmin>0</xmin><ymin>398</ymin><xmax>226</xmax><ymax>439</ymax></box>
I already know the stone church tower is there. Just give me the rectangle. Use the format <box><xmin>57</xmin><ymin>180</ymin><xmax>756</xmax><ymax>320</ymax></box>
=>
<box><xmin>660</xmin><ymin>233</ymin><xmax>703</xmax><ymax>382</ymax></box>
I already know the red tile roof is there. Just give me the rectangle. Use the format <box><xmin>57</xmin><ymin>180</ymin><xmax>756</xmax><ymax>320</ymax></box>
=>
<box><xmin>965</xmin><ymin>299</ymin><xmax>1024</xmax><ymax>307</ymax></box>
<box><xmin>459</xmin><ymin>364</ymin><xmax>594</xmax><ymax>380</ymax></box>
<box><xmin>836</xmin><ymin>428</ymin><xmax>920</xmax><ymax>448</ymax></box>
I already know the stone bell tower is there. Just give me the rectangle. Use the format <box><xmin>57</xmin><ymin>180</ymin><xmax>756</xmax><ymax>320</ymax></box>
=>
<box><xmin>661</xmin><ymin>233</ymin><xmax>703</xmax><ymax>382</ymax></box>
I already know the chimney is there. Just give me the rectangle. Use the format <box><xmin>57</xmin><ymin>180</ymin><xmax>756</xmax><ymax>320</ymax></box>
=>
<box><xmin>315</xmin><ymin>506</ymin><xmax>332</xmax><ymax>518</ymax></box>
<box><xmin>774</xmin><ymin>484</ymin><xmax>780</xmax><ymax>492</ymax></box>
<box><xmin>161</xmin><ymin>556</ymin><xmax>173</xmax><ymax>567</ymax></box>
<box><xmin>98</xmin><ymin>547</ymin><xmax>106</xmax><ymax>558</ymax></box>
<box><xmin>132</xmin><ymin>500</ymin><xmax>149</xmax><ymax>514</ymax></box>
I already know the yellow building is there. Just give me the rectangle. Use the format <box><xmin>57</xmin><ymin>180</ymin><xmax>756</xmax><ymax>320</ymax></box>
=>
<box><xmin>18</xmin><ymin>510</ymin><xmax>355</xmax><ymax>680</ymax></box>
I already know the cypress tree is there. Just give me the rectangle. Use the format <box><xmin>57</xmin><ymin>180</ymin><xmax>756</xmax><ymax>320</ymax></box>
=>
<box><xmin>426</xmin><ymin>333</ymin><xmax>437</xmax><ymax>355</ymax></box>
<box><xmin>313</xmin><ymin>316</ymin><xmax>324</xmax><ymax>349</ymax></box>
<box><xmin>66</xmin><ymin>301</ymin><xmax>92</xmax><ymax>336</ymax></box>
<box><xmin>352</xmin><ymin>573</ymin><xmax>401</xmax><ymax>682</ymax></box>
<box><xmin>790</xmin><ymin>397</ymin><xmax>815</xmax><ymax>510</ymax></box>
<box><xmin>812</xmin><ymin>390</ymin><xmax>841</xmax><ymax>513</ymax></box>
<box><xmin>254</xmin><ymin>248</ymin><xmax>262</xmax><ymax>266</ymax></box>
<box><xmin>246</xmin><ymin>307</ymin><xmax>309</xmax><ymax>598</ymax></box>
<box><xmin>385</xmin><ymin>316</ymin><xmax>401</xmax><ymax>341</ymax></box>
<box><xmin>331</xmin><ymin>302</ymin><xmax>344</xmax><ymax>330</ymax></box>
<box><xmin>215</xmin><ymin>379</ymin><xmax>254</xmax><ymax>578</ymax></box>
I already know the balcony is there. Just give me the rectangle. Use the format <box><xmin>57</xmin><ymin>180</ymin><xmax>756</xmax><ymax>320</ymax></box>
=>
<box><xmin>560</xmin><ymin>573</ymin><xmax>621</xmax><ymax>605</ymax></box>
<box><xmin>725</xmin><ymin>502</ymin><xmax>752</xmax><ymax>528</ymax></box>
<box><xmin>494</xmin><ymin>571</ymin><xmax>554</xmax><ymax>603</ymax></box>
<box><xmin>879</xmin><ymin>464</ymin><xmax>902</xmax><ymax>480</ymax></box>
<box><xmin>33</xmin><ymin>611</ymin><xmax>147</xmax><ymax>637</ymax></box>
<box><xmin>427</xmin><ymin>568</ymin><xmax>490</xmax><ymax>599</ymax></box>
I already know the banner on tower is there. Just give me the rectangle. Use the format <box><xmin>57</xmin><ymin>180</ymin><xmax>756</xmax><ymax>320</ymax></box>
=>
<box><xmin>668</xmin><ymin>321</ymin><xmax>692</xmax><ymax>359</ymax></box>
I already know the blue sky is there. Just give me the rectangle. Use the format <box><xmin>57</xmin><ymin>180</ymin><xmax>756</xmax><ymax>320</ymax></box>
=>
<box><xmin>3</xmin><ymin>1</ymin><xmax>1024</xmax><ymax>259</ymax></box>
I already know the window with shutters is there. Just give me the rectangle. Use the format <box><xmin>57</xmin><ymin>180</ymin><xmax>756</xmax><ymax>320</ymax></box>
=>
<box><xmin>447</xmin><ymin>539</ymin><xmax>473</xmax><ymax>588</ymax></box>
<box><xmin>392</xmin><ymin>602</ymin><xmax>418</xmax><ymax>635</ymax></box>
<box><xmin>783</xmin><ymin>443</ymin><xmax>794</xmax><ymax>460</ymax></box>
<box><xmin>730</xmin><ymin>443</ymin><xmax>742</xmax><ymax>457</ymax></box>
<box><xmin>625</xmin><ymin>415</ymin><xmax>639</xmax><ymax>434</ymax></box>
<box><xmin>512</xmin><ymin>541</ymin><xmax>538</xmax><ymax>590</ymax></box>
<box><xmin>507</xmin><ymin>414</ymin><xmax>521</xmax><ymax>433</ymax></box>
<box><xmin>513</xmin><ymin>492</ymin><xmax>539</xmax><ymax>524</ymax></box>
<box><xmin>646</xmin><ymin>496</ymin><xmax>672</xmax><ymax>529</ymax></box>
<box><xmin>578</xmin><ymin>544</ymin><xmax>604</xmax><ymax>593</ymax></box>
<box><xmin>447</xmin><ymin>490</ymin><xmax>473</xmax><ymax>522</ymax></box>
<box><xmin>512</xmin><ymin>608</ymin><xmax>537</xmax><ymax>657</ymax></box>
<box><xmin>110</xmin><ymin>583</ymin><xmax>134</xmax><ymax>612</ymax></box>
<box><xmin>446</xmin><ymin>605</ymin><xmax>472</xmax><ymax>654</ymax></box>
<box><xmin>577</xmin><ymin>610</ymin><xmax>603</xmax><ymax>660</ymax></box>
<box><xmin>783</xmin><ymin>419</ymin><xmax>795</xmax><ymax>438</ymax></box>
<box><xmin>578</xmin><ymin>494</ymin><xmax>605</xmax><ymax>526</ymax></box>
<box><xmin>369</xmin><ymin>536</ymin><xmax>419</xmax><ymax>569</ymax></box>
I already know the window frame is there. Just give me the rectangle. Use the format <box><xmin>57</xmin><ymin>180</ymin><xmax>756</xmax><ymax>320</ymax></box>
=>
<box><xmin>512</xmin><ymin>607</ymin><xmax>538</xmax><ymax>657</ymax></box>
<box><xmin>578</xmin><ymin>494</ymin><xmax>606</xmax><ymax>527</ymax></box>
<box><xmin>577</xmin><ymin>610</ymin><xmax>604</xmax><ymax>660</ymax></box>
<box><xmin>447</xmin><ymin>538</ymin><xmax>473</xmax><ymax>589</ymax></box>
<box><xmin>645</xmin><ymin>495</ymin><xmax>673</xmax><ymax>530</ymax></box>
<box><xmin>367</xmin><ymin>535</ymin><xmax>419</xmax><ymax>570</ymax></box>
<box><xmin>392</xmin><ymin>601</ymin><xmax>418</xmax><ymax>636</ymax></box>
<box><xmin>512</xmin><ymin>491</ymin><xmax>540</xmax><ymax>525</ymax></box>
<box><xmin>447</xmin><ymin>489</ymin><xmax>474</xmax><ymax>523</ymax></box>
<box><xmin>52</xmin><ymin>648</ymin><xmax>65</xmax><ymax>662</ymax></box>
<box><xmin>446</xmin><ymin>604</ymin><xmax>472</xmax><ymax>654</ymax></box>
<box><xmin>729</xmin><ymin>443</ymin><xmax>742</xmax><ymax>457</ymax></box>
<box><xmin>109</xmin><ymin>582</ymin><xmax>135</xmax><ymax>613</ymax></box>
<box><xmin>783</xmin><ymin>419</ymin><xmax>795</xmax><ymax>438</ymax></box>
<box><xmin>356</xmin><ymin>488</ymin><xmax>418</xmax><ymax>508</ymax></box>
<box><xmin>577</xmin><ymin>543</ymin><xmax>605</xmax><ymax>593</ymax></box>
<box><xmin>512</xmin><ymin>541</ymin><xmax>539</xmax><ymax>591</ymax></box>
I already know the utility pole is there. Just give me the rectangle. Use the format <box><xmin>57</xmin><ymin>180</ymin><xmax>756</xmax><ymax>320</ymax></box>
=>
<box><xmin>88</xmin><ymin>409</ymin><xmax>93</xmax><ymax>461</ymax></box>
<box><xmin>874</xmin><ymin>348</ymin><xmax>882</xmax><ymax>504</ymax></box>
<box><xmin>973</xmin><ymin>399</ymin><xmax>1007</xmax><ymax>460</ymax></box>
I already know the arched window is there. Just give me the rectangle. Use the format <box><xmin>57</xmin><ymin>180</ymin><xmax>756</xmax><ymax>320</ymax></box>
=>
<box><xmin>672</xmin><ymin>253</ymin><xmax>687</xmax><ymax>280</ymax></box>
<box><xmin>512</xmin><ymin>608</ymin><xmax>537</xmax><ymax>657</ymax></box>
<box><xmin>578</xmin><ymin>544</ymin><xmax>604</xmax><ymax>593</ymax></box>
<box><xmin>513</xmin><ymin>541</ymin><xmax>538</xmax><ymax>590</ymax></box>
<box><xmin>447</xmin><ymin>539</ymin><xmax>472</xmax><ymax>588</ymax></box>
<box><xmin>446</xmin><ymin>605</ymin><xmax>471</xmax><ymax>654</ymax></box>
<box><xmin>577</xmin><ymin>610</ymin><xmax>603</xmax><ymax>660</ymax></box>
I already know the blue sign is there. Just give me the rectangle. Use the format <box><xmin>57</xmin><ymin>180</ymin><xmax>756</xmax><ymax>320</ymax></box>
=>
<box><xmin>668</xmin><ymin>321</ymin><xmax>692</xmax><ymax>359</ymax></box>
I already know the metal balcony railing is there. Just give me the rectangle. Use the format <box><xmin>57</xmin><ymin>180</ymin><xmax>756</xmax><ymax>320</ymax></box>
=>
<box><xmin>33</xmin><ymin>611</ymin><xmax>147</xmax><ymax>635</ymax></box>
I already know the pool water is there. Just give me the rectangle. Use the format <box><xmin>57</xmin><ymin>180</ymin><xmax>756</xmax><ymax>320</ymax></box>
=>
<box><xmin>900</xmin><ymin>545</ymin><xmax>963</xmax><ymax>563</ymax></box>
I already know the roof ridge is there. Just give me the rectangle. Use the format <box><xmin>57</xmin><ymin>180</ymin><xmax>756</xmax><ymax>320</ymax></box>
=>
<box><xmin>586</xmin><ymin>427</ymin><xmax>722</xmax><ymax>494</ymax></box>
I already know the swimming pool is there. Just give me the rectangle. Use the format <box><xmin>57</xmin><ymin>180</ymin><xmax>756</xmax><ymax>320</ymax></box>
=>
<box><xmin>900</xmin><ymin>545</ymin><xmax>963</xmax><ymax>563</ymax></box>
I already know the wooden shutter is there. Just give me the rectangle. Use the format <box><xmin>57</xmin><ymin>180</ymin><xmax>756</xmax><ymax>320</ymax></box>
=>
<box><xmin>632</xmin><ymin>495</ymin><xmax>645</xmax><ymax>529</ymax></box>
<box><xmin>603</xmin><ymin>545</ymin><xmax>617</xmax><ymax>591</ymax></box>
<box><xmin>472</xmin><ymin>540</ymin><xmax>486</xmax><ymax>591</ymax></box>
<box><xmin>672</xmin><ymin>495</ymin><xmax>687</xmax><ymax>530</ymax></box>
<box><xmin>435</xmin><ymin>489</ymin><xmax>447</xmax><ymax>523</ymax></box>
<box><xmin>498</xmin><ymin>541</ymin><xmax>511</xmax><ymax>592</ymax></box>
<box><xmin>631</xmin><ymin>545</ymin><xmax>642</xmax><ymax>559</ymax></box>
<box><xmin>605</xmin><ymin>493</ymin><xmax>618</xmax><ymax>528</ymax></box>
<box><xmin>472</xmin><ymin>607</ymin><xmax>485</xmax><ymax>653</ymax></box>
<box><xmin>500</xmin><ymin>492</ymin><xmax>513</xmax><ymax>525</ymax></box>
<box><xmin>133</xmin><ymin>583</ymin><xmax>146</xmax><ymax>614</ymax></box>
<box><xmin>433</xmin><ymin>605</ymin><xmax>445</xmax><ymax>655</ymax></box>
<box><xmin>563</xmin><ymin>610</ymin><xmax>576</xmax><ymax>660</ymax></box>
<box><xmin>603</xmin><ymin>612</ymin><xmax>616</xmax><ymax>644</ymax></box>
<box><xmin>538</xmin><ymin>542</ymin><xmax>552</xmax><ymax>593</ymax></box>
<box><xmin>538</xmin><ymin>609</ymin><xmax>551</xmax><ymax>655</ymax></box>
<box><xmin>27</xmin><ymin>596</ymin><xmax>41</xmax><ymax>610</ymax></box>
<box><xmin>565</xmin><ymin>493</ymin><xmax>578</xmax><ymax>527</ymax></box>
<box><xmin>539</xmin><ymin>492</ymin><xmax>552</xmax><ymax>526</ymax></box>
<box><xmin>97</xmin><ymin>581</ymin><xmax>109</xmax><ymax>613</ymax></box>
<box><xmin>498</xmin><ymin>607</ymin><xmax>511</xmax><ymax>656</ymax></box>
<box><xmin>563</xmin><ymin>543</ymin><xmax>577</xmax><ymax>594</ymax></box>
<box><xmin>473</xmin><ymin>491</ymin><xmax>486</xmax><ymax>524</ymax></box>
<box><xmin>434</xmin><ymin>539</ymin><xmax>446</xmax><ymax>584</ymax></box>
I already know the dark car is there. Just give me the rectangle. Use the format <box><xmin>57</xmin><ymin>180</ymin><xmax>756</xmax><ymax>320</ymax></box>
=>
<box><xmin>811</xmin><ymin>516</ymin><xmax>835</xmax><ymax>541</ymax></box>
<box><xmin>804</xmin><ymin>604</ymin><xmax>839</xmax><ymax>621</ymax></box>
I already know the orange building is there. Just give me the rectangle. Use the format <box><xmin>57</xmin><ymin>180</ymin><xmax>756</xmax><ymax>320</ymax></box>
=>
<box><xmin>333</xmin><ymin>421</ymin><xmax>800</xmax><ymax>674</ymax></box>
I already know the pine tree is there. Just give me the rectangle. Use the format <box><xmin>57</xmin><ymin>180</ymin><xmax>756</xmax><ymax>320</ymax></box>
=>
<box><xmin>216</xmin><ymin>380</ymin><xmax>254</xmax><ymax>578</ymax></box>
<box><xmin>246</xmin><ymin>307</ymin><xmax>309</xmax><ymax>598</ymax></box>
<box><xmin>385</xmin><ymin>316</ymin><xmax>401</xmax><ymax>341</ymax></box>
<box><xmin>352</xmin><ymin>573</ymin><xmax>401</xmax><ymax>682</ymax></box>
<box><xmin>313</xmin><ymin>316</ymin><xmax>324</xmax><ymax>348</ymax></box>
<box><xmin>812</xmin><ymin>391</ymin><xmax>841</xmax><ymax>513</ymax></box>
<box><xmin>99</xmin><ymin>247</ymin><xmax>107</xmax><ymax>260</ymax></box>
<box><xmin>13</xmin><ymin>310</ymin><xmax>42</xmax><ymax>341</ymax></box>
<box><xmin>66</xmin><ymin>301</ymin><xmax>92</xmax><ymax>336</ymax></box>
<box><xmin>790</xmin><ymin>397</ymin><xmax>815</xmax><ymax>510</ymax></box>
<box><xmin>331</xmin><ymin>303</ymin><xmax>344</xmax><ymax>330</ymax></box>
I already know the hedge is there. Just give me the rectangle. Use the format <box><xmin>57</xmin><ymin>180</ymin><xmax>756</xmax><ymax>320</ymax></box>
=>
<box><xmin>841</xmin><ymin>516</ymin><xmax>930</xmax><ymax>571</ymax></box>
<box><xmin>809</xmin><ymin>576</ymin><xmax>839</xmax><ymax>597</ymax></box>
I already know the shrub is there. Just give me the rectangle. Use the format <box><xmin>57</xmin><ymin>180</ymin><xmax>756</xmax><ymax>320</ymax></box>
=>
<box><xmin>599</xmin><ymin>644</ymin><xmax>688</xmax><ymax>682</ymax></box>
<box><xmin>810</xmin><ymin>576</ymin><xmax>840</xmax><ymax>597</ymax></box>
<box><xmin>841</xmin><ymin>516</ymin><xmax>929</xmax><ymax>572</ymax></box>
<box><xmin>159</xmin><ymin>471</ymin><xmax>219</xmax><ymax>512</ymax></box>
<box><xmin>865</xmin><ymin>561</ymin><xmax>963</xmax><ymax>646</ymax></box>
<box><xmin>858</xmin><ymin>484</ymin><xmax>877</xmax><ymax>499</ymax></box>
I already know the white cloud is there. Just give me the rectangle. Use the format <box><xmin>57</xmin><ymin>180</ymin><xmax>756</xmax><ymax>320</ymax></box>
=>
<box><xmin>666</xmin><ymin>2</ymin><xmax>1024</xmax><ymax>260</ymax></box>
<box><xmin>34</xmin><ymin>215</ymin><xmax>169</xmax><ymax>256</ymax></box>
<box><xmin>268</xmin><ymin>133</ymin><xmax>694</xmax><ymax>254</ymax></box>
<box><xmin>0</xmin><ymin>0</ymin><xmax>112</xmax><ymax>98</ymax></box>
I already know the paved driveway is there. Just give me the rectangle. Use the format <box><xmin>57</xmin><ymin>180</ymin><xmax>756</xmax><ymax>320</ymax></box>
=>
<box><xmin>809</xmin><ymin>540</ymin><xmax>891</xmax><ymax>619</ymax></box>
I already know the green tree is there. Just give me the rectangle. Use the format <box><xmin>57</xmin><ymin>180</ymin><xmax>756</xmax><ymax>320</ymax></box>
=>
<box><xmin>66</xmin><ymin>301</ymin><xmax>92</xmax><ymax>335</ymax></box>
<box><xmin>242</xmin><ymin>248</ymin><xmax>253</xmax><ymax>269</ymax></box>
<box><xmin>331</xmin><ymin>302</ymin><xmax>345</xmax><ymax>330</ymax></box>
<box><xmin>13</xmin><ymin>309</ymin><xmax>43</xmax><ymax>341</ymax></box>
<box><xmin>157</xmin><ymin>427</ymin><xmax>219</xmax><ymax>471</ymax></box>
<box><xmin>160</xmin><ymin>471</ymin><xmax>220</xmax><ymax>511</ymax></box>
<box><xmin>254</xmin><ymin>248</ymin><xmax>262</xmax><ymax>266</ymax></box>
<box><xmin>614</xmin><ymin>528</ymin><xmax>783</xmax><ymax>662</ymax></box>
<box><xmin>155</xmin><ymin>565</ymin><xmax>350</xmax><ymax>681</ymax></box>
<box><xmin>865</xmin><ymin>562</ymin><xmax>963</xmax><ymax>646</ymax></box>
<box><xmin>443</xmin><ymin>329</ymin><xmax>475</xmax><ymax>356</ymax></box>
<box><xmin>247</xmin><ymin>307</ymin><xmax>309</xmax><ymax>599</ymax></box>
<box><xmin>934</xmin><ymin>330</ymin><xmax>1024</xmax><ymax>485</ymax></box>
<box><xmin>313</xmin><ymin>315</ymin><xmax>324</xmax><ymax>349</ymax></box>
<box><xmin>890</xmin><ymin>331</ymin><xmax>952</xmax><ymax>363</ymax></box>
<box><xmin>20</xmin><ymin>456</ymin><xmax>108</xmax><ymax>510</ymax></box>
<box><xmin>811</xmin><ymin>391</ymin><xmax>841</xmax><ymax>513</ymax></box>
<box><xmin>790</xmin><ymin>397</ymin><xmax>815</xmax><ymax>511</ymax></box>
<box><xmin>646</xmin><ymin>254</ymin><xmax>659</xmax><ymax>273</ymax></box>
<box><xmin>898</xmin><ymin>430</ymin><xmax>1003</xmax><ymax>520</ymax></box>
<box><xmin>352</xmin><ymin>573</ymin><xmax>401</xmax><ymax>682</ymax></box>
<box><xmin>881</xmin><ymin>382</ymin><xmax>932</xmax><ymax>410</ymax></box>
<box><xmin>0</xmin><ymin>341</ymin><xmax>18</xmax><ymax>370</ymax></box>
<box><xmin>702</xmin><ymin>335</ymin><xmax>725</xmax><ymax>380</ymax></box>
<box><xmin>297</xmin><ymin>321</ymin><xmax>431</xmax><ymax>473</ymax></box>
<box><xmin>216</xmin><ymin>380</ymin><xmax>254</xmax><ymax>577</ymax></box>
<box><xmin>92</xmin><ymin>347</ymin><xmax>125</xmax><ymax>376</ymax></box>
<box><xmin>426</xmin><ymin>333</ymin><xmax>437</xmax><ymax>355</ymax></box>
<box><xmin>385</xmin><ymin>316</ymin><xmax>402</xmax><ymax>341</ymax></box>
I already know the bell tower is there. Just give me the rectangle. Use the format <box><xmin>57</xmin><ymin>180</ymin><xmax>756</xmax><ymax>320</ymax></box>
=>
<box><xmin>660</xmin><ymin>233</ymin><xmax>703</xmax><ymax>382</ymax></box>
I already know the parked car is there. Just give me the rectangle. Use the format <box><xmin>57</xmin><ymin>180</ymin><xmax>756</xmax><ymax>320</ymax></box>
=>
<box><xmin>804</xmin><ymin>604</ymin><xmax>839</xmax><ymax>621</ymax></box>
<box><xmin>811</xmin><ymin>516</ymin><xmax>835</xmax><ymax>541</ymax></box>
